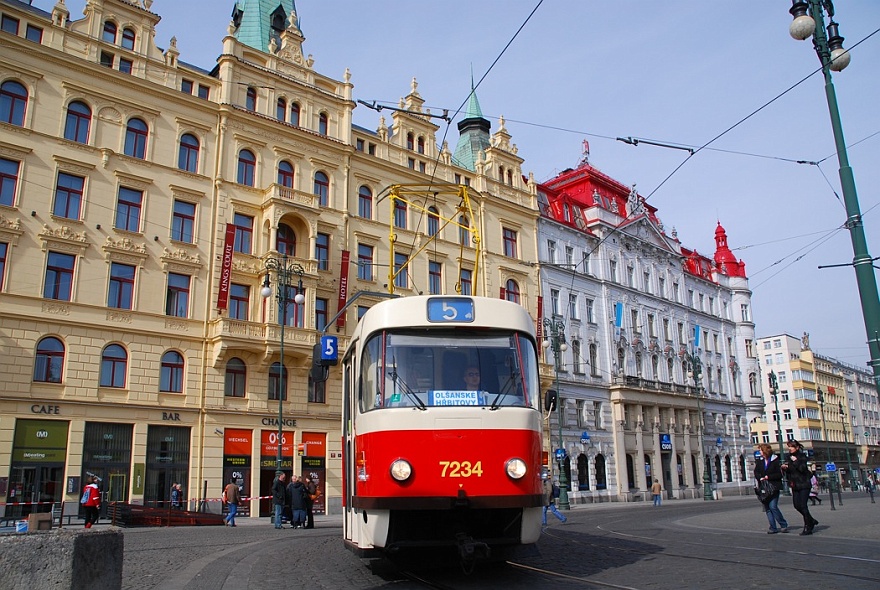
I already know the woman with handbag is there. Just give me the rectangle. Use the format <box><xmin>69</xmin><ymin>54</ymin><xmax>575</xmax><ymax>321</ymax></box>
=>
<box><xmin>782</xmin><ymin>439</ymin><xmax>819</xmax><ymax>535</ymax></box>
<box><xmin>754</xmin><ymin>443</ymin><xmax>789</xmax><ymax>534</ymax></box>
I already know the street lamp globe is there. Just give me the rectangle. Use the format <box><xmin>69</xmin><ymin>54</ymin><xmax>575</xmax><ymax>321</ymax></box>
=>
<box><xmin>788</xmin><ymin>1</ymin><xmax>815</xmax><ymax>40</ymax></box>
<box><xmin>293</xmin><ymin>292</ymin><xmax>305</xmax><ymax>305</ymax></box>
<box><xmin>826</xmin><ymin>22</ymin><xmax>851</xmax><ymax>72</ymax></box>
<box><xmin>260</xmin><ymin>285</ymin><xmax>272</xmax><ymax>299</ymax></box>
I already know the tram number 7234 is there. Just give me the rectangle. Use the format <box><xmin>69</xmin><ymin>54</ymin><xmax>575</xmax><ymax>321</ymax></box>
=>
<box><xmin>439</xmin><ymin>460</ymin><xmax>483</xmax><ymax>478</ymax></box>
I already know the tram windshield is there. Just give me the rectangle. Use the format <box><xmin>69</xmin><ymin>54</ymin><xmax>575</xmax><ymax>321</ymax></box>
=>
<box><xmin>359</xmin><ymin>329</ymin><xmax>540</xmax><ymax>412</ymax></box>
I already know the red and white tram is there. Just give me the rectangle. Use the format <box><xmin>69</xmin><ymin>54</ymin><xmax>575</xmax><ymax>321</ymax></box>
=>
<box><xmin>341</xmin><ymin>295</ymin><xmax>544</xmax><ymax>560</ymax></box>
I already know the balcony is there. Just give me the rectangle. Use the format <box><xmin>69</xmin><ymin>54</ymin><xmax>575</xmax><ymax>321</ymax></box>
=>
<box><xmin>262</xmin><ymin>184</ymin><xmax>320</xmax><ymax>211</ymax></box>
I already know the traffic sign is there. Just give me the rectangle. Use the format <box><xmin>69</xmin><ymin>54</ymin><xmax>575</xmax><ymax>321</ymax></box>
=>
<box><xmin>555</xmin><ymin>448</ymin><xmax>566</xmax><ymax>461</ymax></box>
<box><xmin>580</xmin><ymin>431</ymin><xmax>591</xmax><ymax>444</ymax></box>
<box><xmin>825</xmin><ymin>462</ymin><xmax>837</xmax><ymax>472</ymax></box>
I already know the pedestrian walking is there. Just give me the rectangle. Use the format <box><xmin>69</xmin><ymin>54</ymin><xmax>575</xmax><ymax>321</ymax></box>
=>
<box><xmin>303</xmin><ymin>476</ymin><xmax>319</xmax><ymax>529</ymax></box>
<box><xmin>272</xmin><ymin>471</ymin><xmax>287</xmax><ymax>529</ymax></box>
<box><xmin>171</xmin><ymin>483</ymin><xmax>183</xmax><ymax>510</ymax></box>
<box><xmin>781</xmin><ymin>439</ymin><xmax>818</xmax><ymax>536</ymax></box>
<box><xmin>81</xmin><ymin>475</ymin><xmax>101</xmax><ymax>529</ymax></box>
<box><xmin>809</xmin><ymin>471</ymin><xmax>822</xmax><ymax>506</ymax></box>
<box><xmin>866</xmin><ymin>476</ymin><xmax>876</xmax><ymax>504</ymax></box>
<box><xmin>287</xmin><ymin>475</ymin><xmax>308</xmax><ymax>529</ymax></box>
<box><xmin>223</xmin><ymin>477</ymin><xmax>241</xmax><ymax>527</ymax></box>
<box><xmin>651</xmin><ymin>478</ymin><xmax>663</xmax><ymax>507</ymax></box>
<box><xmin>754</xmin><ymin>443</ymin><xmax>789</xmax><ymax>534</ymax></box>
<box><xmin>542</xmin><ymin>478</ymin><xmax>567</xmax><ymax>526</ymax></box>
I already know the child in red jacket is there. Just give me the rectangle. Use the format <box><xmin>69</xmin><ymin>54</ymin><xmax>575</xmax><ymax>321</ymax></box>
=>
<box><xmin>81</xmin><ymin>475</ymin><xmax>101</xmax><ymax>528</ymax></box>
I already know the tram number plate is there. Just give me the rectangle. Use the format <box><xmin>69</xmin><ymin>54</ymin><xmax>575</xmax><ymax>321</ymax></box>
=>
<box><xmin>439</xmin><ymin>461</ymin><xmax>483</xmax><ymax>478</ymax></box>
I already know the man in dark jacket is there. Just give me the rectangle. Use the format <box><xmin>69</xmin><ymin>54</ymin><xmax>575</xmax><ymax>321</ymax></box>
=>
<box><xmin>303</xmin><ymin>476</ymin><xmax>318</xmax><ymax>529</ymax></box>
<box><xmin>271</xmin><ymin>471</ymin><xmax>287</xmax><ymax>529</ymax></box>
<box><xmin>287</xmin><ymin>475</ymin><xmax>308</xmax><ymax>529</ymax></box>
<box><xmin>754</xmin><ymin>443</ymin><xmax>789</xmax><ymax>533</ymax></box>
<box><xmin>782</xmin><ymin>439</ymin><xmax>818</xmax><ymax>535</ymax></box>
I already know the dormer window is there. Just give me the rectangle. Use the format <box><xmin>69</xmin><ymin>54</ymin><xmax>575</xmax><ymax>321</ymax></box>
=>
<box><xmin>102</xmin><ymin>21</ymin><xmax>117</xmax><ymax>43</ymax></box>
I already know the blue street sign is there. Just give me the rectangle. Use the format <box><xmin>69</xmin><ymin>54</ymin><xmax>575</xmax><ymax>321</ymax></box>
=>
<box><xmin>320</xmin><ymin>335</ymin><xmax>338</xmax><ymax>364</ymax></box>
<box><xmin>555</xmin><ymin>448</ymin><xmax>566</xmax><ymax>461</ymax></box>
<box><xmin>581</xmin><ymin>431</ymin><xmax>591</xmax><ymax>444</ymax></box>
<box><xmin>660</xmin><ymin>434</ymin><xmax>672</xmax><ymax>451</ymax></box>
<box><xmin>716</xmin><ymin>437</ymin><xmax>723</xmax><ymax>446</ymax></box>
<box><xmin>825</xmin><ymin>462</ymin><xmax>837</xmax><ymax>472</ymax></box>
<box><xmin>754</xmin><ymin>450</ymin><xmax>762</xmax><ymax>460</ymax></box>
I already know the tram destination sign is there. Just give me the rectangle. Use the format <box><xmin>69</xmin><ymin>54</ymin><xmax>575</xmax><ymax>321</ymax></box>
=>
<box><xmin>427</xmin><ymin>297</ymin><xmax>474</xmax><ymax>323</ymax></box>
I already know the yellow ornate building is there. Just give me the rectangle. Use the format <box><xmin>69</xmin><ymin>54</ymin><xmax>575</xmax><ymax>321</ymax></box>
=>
<box><xmin>0</xmin><ymin>0</ymin><xmax>540</xmax><ymax>519</ymax></box>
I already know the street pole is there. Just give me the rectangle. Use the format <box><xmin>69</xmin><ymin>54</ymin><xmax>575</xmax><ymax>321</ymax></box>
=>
<box><xmin>817</xmin><ymin>388</ymin><xmax>836</xmax><ymax>510</ymax></box>
<box><xmin>768</xmin><ymin>371</ymin><xmax>789</xmax><ymax>495</ymax></box>
<box><xmin>789</xmin><ymin>0</ymin><xmax>880</xmax><ymax>390</ymax></box>
<box><xmin>543</xmin><ymin>318</ymin><xmax>570</xmax><ymax>510</ymax></box>
<box><xmin>685</xmin><ymin>348</ymin><xmax>713</xmax><ymax>501</ymax></box>
<box><xmin>839</xmin><ymin>401</ymin><xmax>856</xmax><ymax>492</ymax></box>
<box><xmin>261</xmin><ymin>254</ymin><xmax>305</xmax><ymax>472</ymax></box>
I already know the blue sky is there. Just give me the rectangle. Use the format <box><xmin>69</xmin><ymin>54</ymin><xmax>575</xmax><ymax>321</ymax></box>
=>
<box><xmin>60</xmin><ymin>1</ymin><xmax>880</xmax><ymax>367</ymax></box>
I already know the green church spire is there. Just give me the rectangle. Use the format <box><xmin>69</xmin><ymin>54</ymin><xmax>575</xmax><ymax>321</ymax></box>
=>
<box><xmin>231</xmin><ymin>0</ymin><xmax>300</xmax><ymax>54</ymax></box>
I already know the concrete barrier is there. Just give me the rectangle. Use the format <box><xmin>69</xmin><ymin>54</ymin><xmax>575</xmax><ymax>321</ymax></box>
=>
<box><xmin>0</xmin><ymin>528</ymin><xmax>123</xmax><ymax>590</ymax></box>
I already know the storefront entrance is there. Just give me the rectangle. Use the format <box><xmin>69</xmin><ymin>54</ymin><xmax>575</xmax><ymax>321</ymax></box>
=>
<box><xmin>144</xmin><ymin>425</ymin><xmax>190</xmax><ymax>508</ymax></box>
<box><xmin>81</xmin><ymin>422</ymin><xmax>133</xmax><ymax>517</ymax></box>
<box><xmin>5</xmin><ymin>419</ymin><xmax>68</xmax><ymax>519</ymax></box>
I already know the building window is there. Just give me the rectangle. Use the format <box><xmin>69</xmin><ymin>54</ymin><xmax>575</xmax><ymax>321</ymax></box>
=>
<box><xmin>277</xmin><ymin>161</ymin><xmax>294</xmax><ymax>188</ymax></box>
<box><xmin>121</xmin><ymin>27</ymin><xmax>135</xmax><ymax>49</ymax></box>
<box><xmin>584</xmin><ymin>298</ymin><xmax>594</xmax><ymax>323</ymax></box>
<box><xmin>427</xmin><ymin>207</ymin><xmax>439</xmax><ymax>237</ymax></box>
<box><xmin>1</xmin><ymin>15</ymin><xmax>19</xmax><ymax>34</ymax></box>
<box><xmin>318</xmin><ymin>112</ymin><xmax>328</xmax><ymax>135</ymax></box>
<box><xmin>25</xmin><ymin>24</ymin><xmax>43</xmax><ymax>43</ymax></box>
<box><xmin>316</xmin><ymin>298</ymin><xmax>329</xmax><ymax>332</ymax></box>
<box><xmin>177</xmin><ymin>133</ymin><xmax>199</xmax><ymax>172</ymax></box>
<box><xmin>429</xmin><ymin>261</ymin><xmax>442</xmax><ymax>295</ymax></box>
<box><xmin>357</xmin><ymin>243</ymin><xmax>373</xmax><ymax>281</ymax></box>
<box><xmin>246</xmin><ymin>87</ymin><xmax>257</xmax><ymax>111</ymax></box>
<box><xmin>269</xmin><ymin>362</ymin><xmax>287</xmax><ymax>401</ymax></box>
<box><xmin>459</xmin><ymin>268</ymin><xmax>472</xmax><ymax>296</ymax></box>
<box><xmin>658</xmin><ymin>276</ymin><xmax>665</xmax><ymax>298</ymax></box>
<box><xmin>358</xmin><ymin>185</ymin><xmax>372</xmax><ymax>219</ymax></box>
<box><xmin>572</xmin><ymin>340</ymin><xmax>582</xmax><ymax>374</ymax></box>
<box><xmin>394</xmin><ymin>199</ymin><xmax>407</xmax><ymax>229</ymax></box>
<box><xmin>124</xmin><ymin>118</ymin><xmax>148</xmax><ymax>159</ymax></box>
<box><xmin>53</xmin><ymin>172</ymin><xmax>85</xmax><ymax>220</ymax></box>
<box><xmin>237</xmin><ymin>149</ymin><xmax>256</xmax><ymax>186</ymax></box>
<box><xmin>197</xmin><ymin>85</ymin><xmax>210</xmax><ymax>100</ymax></box>
<box><xmin>550</xmin><ymin>289</ymin><xmax>560</xmax><ymax>316</ymax></box>
<box><xmin>99</xmin><ymin>51</ymin><xmax>114</xmax><ymax>68</ymax></box>
<box><xmin>504</xmin><ymin>279</ymin><xmax>520</xmax><ymax>304</ymax></box>
<box><xmin>502</xmin><ymin>228</ymin><xmax>518</xmax><ymax>258</ymax></box>
<box><xmin>313</xmin><ymin>171</ymin><xmax>329</xmax><ymax>206</ymax></box>
<box><xmin>233</xmin><ymin>213</ymin><xmax>253</xmax><ymax>254</ymax></box>
<box><xmin>0</xmin><ymin>242</ymin><xmax>7</xmax><ymax>291</ymax></box>
<box><xmin>171</xmin><ymin>200</ymin><xmax>195</xmax><ymax>243</ymax></box>
<box><xmin>627</xmin><ymin>266</ymin><xmax>635</xmax><ymax>287</ymax></box>
<box><xmin>569</xmin><ymin>294</ymin><xmax>579</xmax><ymax>320</ymax></box>
<box><xmin>118</xmin><ymin>58</ymin><xmax>133</xmax><ymax>74</ymax></box>
<box><xmin>181</xmin><ymin>81</ymin><xmax>194</xmax><ymax>96</ymax></box>
<box><xmin>356</xmin><ymin>138</ymin><xmax>365</xmax><ymax>152</ymax></box>
<box><xmin>276</xmin><ymin>97</ymin><xmax>287</xmax><ymax>122</ymax></box>
<box><xmin>589</xmin><ymin>344</ymin><xmax>599</xmax><ymax>376</ymax></box>
<box><xmin>44</xmin><ymin>251</ymin><xmax>75</xmax><ymax>300</ymax></box>
<box><xmin>458</xmin><ymin>216</ymin><xmax>470</xmax><ymax>246</ymax></box>
<box><xmin>290</xmin><ymin>102</ymin><xmax>300</xmax><ymax>126</ymax></box>
<box><xmin>308</xmin><ymin>376</ymin><xmax>326</xmax><ymax>404</ymax></box>
<box><xmin>102</xmin><ymin>20</ymin><xmax>117</xmax><ymax>43</ymax></box>
<box><xmin>276</xmin><ymin>223</ymin><xmax>296</xmax><ymax>256</ymax></box>
<box><xmin>165</xmin><ymin>272</ymin><xmax>190</xmax><ymax>317</ymax></box>
<box><xmin>648</xmin><ymin>314</ymin><xmax>656</xmax><ymax>338</ymax></box>
<box><xmin>279</xmin><ymin>285</ymin><xmax>305</xmax><ymax>328</ymax></box>
<box><xmin>100</xmin><ymin>344</ymin><xmax>127</xmax><ymax>388</ymax></box>
<box><xmin>0</xmin><ymin>80</ymin><xmax>27</xmax><ymax>126</ymax></box>
<box><xmin>547</xmin><ymin>240</ymin><xmax>557</xmax><ymax>264</ymax></box>
<box><xmin>394</xmin><ymin>252</ymin><xmax>408</xmax><ymax>289</ymax></box>
<box><xmin>115</xmin><ymin>187</ymin><xmax>143</xmax><ymax>232</ymax></box>
<box><xmin>315</xmin><ymin>233</ymin><xmax>329</xmax><ymax>271</ymax></box>
<box><xmin>160</xmin><ymin>351</ymin><xmax>185</xmax><ymax>393</ymax></box>
<box><xmin>107</xmin><ymin>262</ymin><xmax>135</xmax><ymax>309</ymax></box>
<box><xmin>417</xmin><ymin>136</ymin><xmax>425</xmax><ymax>154</ymax></box>
<box><xmin>64</xmin><ymin>101</ymin><xmax>91</xmax><ymax>144</ymax></box>
<box><xmin>742</xmin><ymin>304</ymin><xmax>751</xmax><ymax>322</ymax></box>
<box><xmin>34</xmin><ymin>336</ymin><xmax>64</xmax><ymax>383</ymax></box>
<box><xmin>406</xmin><ymin>133</ymin><xmax>414</xmax><ymax>150</ymax></box>
<box><xmin>609</xmin><ymin>260</ymin><xmax>618</xmax><ymax>282</ymax></box>
<box><xmin>224</xmin><ymin>358</ymin><xmax>247</xmax><ymax>398</ymax></box>
<box><xmin>229</xmin><ymin>284</ymin><xmax>249</xmax><ymax>320</ymax></box>
<box><xmin>0</xmin><ymin>157</ymin><xmax>19</xmax><ymax>206</ymax></box>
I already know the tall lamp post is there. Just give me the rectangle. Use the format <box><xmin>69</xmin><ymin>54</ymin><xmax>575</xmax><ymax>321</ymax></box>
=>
<box><xmin>682</xmin><ymin>347</ymin><xmax>713</xmax><ymax>501</ymax></box>
<box><xmin>817</xmin><ymin>387</ymin><xmax>837</xmax><ymax>510</ymax></box>
<box><xmin>542</xmin><ymin>318</ymin><xmax>570</xmax><ymax>510</ymax></box>
<box><xmin>261</xmin><ymin>255</ymin><xmax>305</xmax><ymax>471</ymax></box>
<box><xmin>839</xmin><ymin>401</ymin><xmax>856</xmax><ymax>491</ymax></box>
<box><xmin>768</xmin><ymin>371</ymin><xmax>789</xmax><ymax>494</ymax></box>
<box><xmin>788</xmin><ymin>1</ymin><xmax>880</xmax><ymax>389</ymax></box>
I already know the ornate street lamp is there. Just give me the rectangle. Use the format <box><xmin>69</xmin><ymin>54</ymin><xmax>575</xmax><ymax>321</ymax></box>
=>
<box><xmin>683</xmin><ymin>349</ymin><xmax>713</xmax><ymax>501</ymax></box>
<box><xmin>839</xmin><ymin>401</ymin><xmax>856</xmax><ymax>491</ymax></box>
<box><xmin>542</xmin><ymin>318</ymin><xmax>570</xmax><ymax>510</ymax></box>
<box><xmin>768</xmin><ymin>371</ymin><xmax>789</xmax><ymax>495</ymax></box>
<box><xmin>261</xmin><ymin>254</ymin><xmax>305</xmax><ymax>471</ymax></box>
<box><xmin>817</xmin><ymin>387</ymin><xmax>838</xmax><ymax>510</ymax></box>
<box><xmin>788</xmin><ymin>0</ymin><xmax>880</xmax><ymax>389</ymax></box>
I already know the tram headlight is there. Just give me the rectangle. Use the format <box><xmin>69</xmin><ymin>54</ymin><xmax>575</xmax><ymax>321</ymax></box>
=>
<box><xmin>505</xmin><ymin>458</ymin><xmax>527</xmax><ymax>480</ymax></box>
<box><xmin>390</xmin><ymin>459</ymin><xmax>412</xmax><ymax>481</ymax></box>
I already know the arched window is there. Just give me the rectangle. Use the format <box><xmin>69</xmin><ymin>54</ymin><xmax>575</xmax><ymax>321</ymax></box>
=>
<box><xmin>748</xmin><ymin>372</ymin><xmax>757</xmax><ymax>397</ymax></box>
<box><xmin>160</xmin><ymin>351</ymin><xmax>185</xmax><ymax>393</ymax></box>
<box><xmin>269</xmin><ymin>362</ymin><xmax>287</xmax><ymax>401</ymax></box>
<box><xmin>237</xmin><ymin>149</ymin><xmax>256</xmax><ymax>186</ymax></box>
<box><xmin>34</xmin><ymin>336</ymin><xmax>64</xmax><ymax>383</ymax></box>
<box><xmin>100</xmin><ymin>344</ymin><xmax>127</xmax><ymax>388</ymax></box>
<box><xmin>504</xmin><ymin>279</ymin><xmax>520</xmax><ymax>304</ymax></box>
<box><xmin>589</xmin><ymin>343</ymin><xmax>598</xmax><ymax>376</ymax></box>
<box><xmin>318</xmin><ymin>112</ymin><xmax>328</xmax><ymax>135</ymax></box>
<box><xmin>417</xmin><ymin>136</ymin><xmax>425</xmax><ymax>154</ymax></box>
<box><xmin>290</xmin><ymin>102</ymin><xmax>300</xmax><ymax>126</ymax></box>
<box><xmin>507</xmin><ymin>169</ymin><xmax>513</xmax><ymax>185</ymax></box>
<box><xmin>124</xmin><ymin>118</ymin><xmax>148</xmax><ymax>159</ymax></box>
<box><xmin>714</xmin><ymin>456</ymin><xmax>722</xmax><ymax>484</ymax></box>
<box><xmin>358</xmin><ymin>185</ymin><xmax>372</xmax><ymax>219</ymax></box>
<box><xmin>102</xmin><ymin>20</ymin><xmax>117</xmax><ymax>43</ymax></box>
<box><xmin>246</xmin><ymin>87</ymin><xmax>257</xmax><ymax>111</ymax></box>
<box><xmin>121</xmin><ymin>27</ymin><xmax>136</xmax><ymax>49</ymax></box>
<box><xmin>635</xmin><ymin>351</ymin><xmax>643</xmax><ymax>376</ymax></box>
<box><xmin>625</xmin><ymin>454</ymin><xmax>636</xmax><ymax>489</ymax></box>
<box><xmin>725</xmin><ymin>454</ymin><xmax>733</xmax><ymax>482</ymax></box>
<box><xmin>595</xmin><ymin>454</ymin><xmax>607</xmax><ymax>489</ymax></box>
<box><xmin>651</xmin><ymin>354</ymin><xmax>659</xmax><ymax>380</ymax></box>
<box><xmin>177</xmin><ymin>133</ymin><xmax>199</xmax><ymax>172</ymax></box>
<box><xmin>63</xmin><ymin>100</ymin><xmax>91</xmax><ymax>143</ymax></box>
<box><xmin>276</xmin><ymin>223</ymin><xmax>296</xmax><ymax>256</ymax></box>
<box><xmin>572</xmin><ymin>340</ymin><xmax>582</xmax><ymax>373</ymax></box>
<box><xmin>225</xmin><ymin>357</ymin><xmax>247</xmax><ymax>398</ymax></box>
<box><xmin>667</xmin><ymin>357</ymin><xmax>675</xmax><ymax>383</ymax></box>
<box><xmin>313</xmin><ymin>171</ymin><xmax>329</xmax><ymax>206</ymax></box>
<box><xmin>458</xmin><ymin>216</ymin><xmax>470</xmax><ymax>246</ymax></box>
<box><xmin>277</xmin><ymin>160</ymin><xmax>294</xmax><ymax>188</ymax></box>
<box><xmin>1</xmin><ymin>80</ymin><xmax>28</xmax><ymax>126</ymax></box>
<box><xmin>577</xmin><ymin>453</ymin><xmax>590</xmax><ymax>491</ymax></box>
<box><xmin>276</xmin><ymin>97</ymin><xmax>287</xmax><ymax>121</ymax></box>
<box><xmin>427</xmin><ymin>206</ymin><xmax>439</xmax><ymax>237</ymax></box>
<box><xmin>406</xmin><ymin>132</ymin><xmax>414</xmax><ymax>150</ymax></box>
